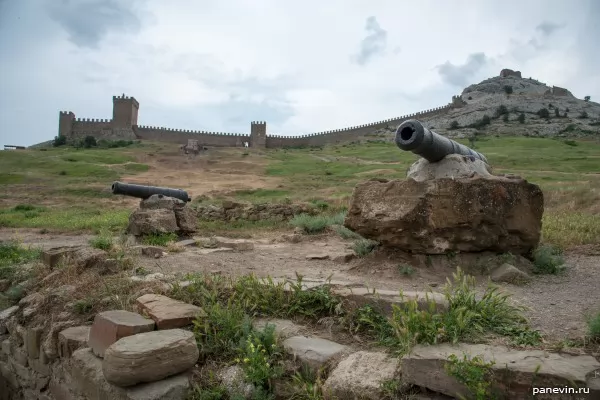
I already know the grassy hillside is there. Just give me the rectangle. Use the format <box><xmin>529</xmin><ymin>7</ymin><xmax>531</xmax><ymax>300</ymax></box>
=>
<box><xmin>1</xmin><ymin>136</ymin><xmax>599</xmax><ymax>248</ymax></box>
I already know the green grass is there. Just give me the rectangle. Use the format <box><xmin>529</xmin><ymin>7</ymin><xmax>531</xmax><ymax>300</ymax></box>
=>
<box><xmin>0</xmin><ymin>206</ymin><xmax>129</xmax><ymax>232</ymax></box>
<box><xmin>0</xmin><ymin>241</ymin><xmax>41</xmax><ymax>281</ymax></box>
<box><xmin>346</xmin><ymin>268</ymin><xmax>540</xmax><ymax>354</ymax></box>
<box><xmin>289</xmin><ymin>212</ymin><xmax>346</xmax><ymax>234</ymax></box>
<box><xmin>141</xmin><ymin>232</ymin><xmax>178</xmax><ymax>246</ymax></box>
<box><xmin>587</xmin><ymin>311</ymin><xmax>600</xmax><ymax>339</ymax></box>
<box><xmin>532</xmin><ymin>244</ymin><xmax>566</xmax><ymax>274</ymax></box>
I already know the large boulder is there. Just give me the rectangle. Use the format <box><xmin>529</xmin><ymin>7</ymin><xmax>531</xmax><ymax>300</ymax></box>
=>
<box><xmin>344</xmin><ymin>169</ymin><xmax>543</xmax><ymax>255</ymax></box>
<box><xmin>127</xmin><ymin>194</ymin><xmax>197</xmax><ymax>236</ymax></box>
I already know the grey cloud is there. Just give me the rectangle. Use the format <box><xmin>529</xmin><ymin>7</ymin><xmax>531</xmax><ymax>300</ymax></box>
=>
<box><xmin>353</xmin><ymin>16</ymin><xmax>387</xmax><ymax>66</ymax></box>
<box><xmin>436</xmin><ymin>53</ymin><xmax>489</xmax><ymax>87</ymax></box>
<box><xmin>46</xmin><ymin>0</ymin><xmax>141</xmax><ymax>49</ymax></box>
<box><xmin>536</xmin><ymin>21</ymin><xmax>565</xmax><ymax>36</ymax></box>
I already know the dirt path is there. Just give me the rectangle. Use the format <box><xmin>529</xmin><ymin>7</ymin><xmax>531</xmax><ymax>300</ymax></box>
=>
<box><xmin>2</xmin><ymin>228</ymin><xmax>598</xmax><ymax>342</ymax></box>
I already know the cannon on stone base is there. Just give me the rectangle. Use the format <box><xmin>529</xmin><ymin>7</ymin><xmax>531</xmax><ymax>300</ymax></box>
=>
<box><xmin>111</xmin><ymin>181</ymin><xmax>191</xmax><ymax>202</ymax></box>
<box><xmin>395</xmin><ymin>119</ymin><xmax>488</xmax><ymax>164</ymax></box>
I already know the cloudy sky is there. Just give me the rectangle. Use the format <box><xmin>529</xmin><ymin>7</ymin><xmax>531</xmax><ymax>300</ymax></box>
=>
<box><xmin>1</xmin><ymin>0</ymin><xmax>598</xmax><ymax>146</ymax></box>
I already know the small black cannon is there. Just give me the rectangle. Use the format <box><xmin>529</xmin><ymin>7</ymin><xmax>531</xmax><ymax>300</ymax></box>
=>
<box><xmin>111</xmin><ymin>181</ymin><xmax>191</xmax><ymax>202</ymax></box>
<box><xmin>395</xmin><ymin>119</ymin><xmax>488</xmax><ymax>164</ymax></box>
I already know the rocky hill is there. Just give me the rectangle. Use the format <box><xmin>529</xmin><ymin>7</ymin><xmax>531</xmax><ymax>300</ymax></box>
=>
<box><xmin>378</xmin><ymin>69</ymin><xmax>600</xmax><ymax>140</ymax></box>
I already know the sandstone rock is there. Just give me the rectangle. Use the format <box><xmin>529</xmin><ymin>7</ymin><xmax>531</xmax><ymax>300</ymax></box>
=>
<box><xmin>219</xmin><ymin>365</ymin><xmax>254</xmax><ymax>399</ymax></box>
<box><xmin>490</xmin><ymin>263</ymin><xmax>531</xmax><ymax>284</ymax></box>
<box><xmin>344</xmin><ymin>176</ymin><xmax>543</xmax><ymax>255</ymax></box>
<box><xmin>197</xmin><ymin>247</ymin><xmax>234</xmax><ymax>255</ymax></box>
<box><xmin>139</xmin><ymin>195</ymin><xmax>186</xmax><ymax>211</ymax></box>
<box><xmin>71</xmin><ymin>247</ymin><xmax>109</xmax><ymax>269</ymax></box>
<box><xmin>0</xmin><ymin>279</ymin><xmax>10</xmax><ymax>292</ymax></box>
<box><xmin>25</xmin><ymin>327</ymin><xmax>43</xmax><ymax>359</ymax></box>
<box><xmin>70</xmin><ymin>347</ymin><xmax>191</xmax><ymax>400</ymax></box>
<box><xmin>176</xmin><ymin>239</ymin><xmax>197</xmax><ymax>247</ymax></box>
<box><xmin>0</xmin><ymin>306</ymin><xmax>18</xmax><ymax>334</ymax></box>
<box><xmin>283</xmin><ymin>336</ymin><xmax>350</xmax><ymax>369</ymax></box>
<box><xmin>102</xmin><ymin>329</ymin><xmax>199</xmax><ymax>387</ymax></box>
<box><xmin>252</xmin><ymin>319</ymin><xmax>307</xmax><ymax>339</ymax></box>
<box><xmin>407</xmin><ymin>154</ymin><xmax>493</xmax><ymax>182</ymax></box>
<box><xmin>401</xmin><ymin>343</ymin><xmax>600</xmax><ymax>400</ymax></box>
<box><xmin>333</xmin><ymin>287</ymin><xmax>448</xmax><ymax>314</ymax></box>
<box><xmin>138</xmin><ymin>194</ymin><xmax>197</xmax><ymax>234</ymax></box>
<box><xmin>130</xmin><ymin>272</ymin><xmax>166</xmax><ymax>282</ymax></box>
<box><xmin>42</xmin><ymin>321</ymin><xmax>77</xmax><ymax>361</ymax></box>
<box><xmin>306</xmin><ymin>254</ymin><xmax>330</xmax><ymax>260</ymax></box>
<box><xmin>138</xmin><ymin>246</ymin><xmax>165</xmax><ymax>258</ymax></box>
<box><xmin>323</xmin><ymin>351</ymin><xmax>400</xmax><ymax>400</ymax></box>
<box><xmin>127</xmin><ymin>209</ymin><xmax>179</xmax><ymax>236</ymax></box>
<box><xmin>332</xmin><ymin>252</ymin><xmax>356</xmax><ymax>263</ymax></box>
<box><xmin>88</xmin><ymin>310</ymin><xmax>155</xmax><ymax>358</ymax></box>
<box><xmin>174</xmin><ymin>207</ymin><xmax>198</xmax><ymax>233</ymax></box>
<box><xmin>41</xmin><ymin>246</ymin><xmax>80</xmax><ymax>268</ymax></box>
<box><xmin>136</xmin><ymin>294</ymin><xmax>205</xmax><ymax>329</ymax></box>
<box><xmin>58</xmin><ymin>326</ymin><xmax>91</xmax><ymax>358</ymax></box>
<box><xmin>212</xmin><ymin>237</ymin><xmax>254</xmax><ymax>251</ymax></box>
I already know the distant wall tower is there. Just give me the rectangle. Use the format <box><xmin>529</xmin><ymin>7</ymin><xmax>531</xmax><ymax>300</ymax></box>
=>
<box><xmin>112</xmin><ymin>94</ymin><xmax>139</xmax><ymax>129</ymax></box>
<box><xmin>58</xmin><ymin>111</ymin><xmax>75</xmax><ymax>137</ymax></box>
<box><xmin>250</xmin><ymin>121</ymin><xmax>267</xmax><ymax>148</ymax></box>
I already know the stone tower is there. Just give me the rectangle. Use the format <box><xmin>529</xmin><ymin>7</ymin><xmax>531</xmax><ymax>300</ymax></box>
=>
<box><xmin>250</xmin><ymin>121</ymin><xmax>267</xmax><ymax>148</ymax></box>
<box><xmin>58</xmin><ymin>111</ymin><xmax>75</xmax><ymax>137</ymax></box>
<box><xmin>112</xmin><ymin>94</ymin><xmax>139</xmax><ymax>129</ymax></box>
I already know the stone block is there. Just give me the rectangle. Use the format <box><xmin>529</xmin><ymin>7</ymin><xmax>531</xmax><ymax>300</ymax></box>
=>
<box><xmin>333</xmin><ymin>287</ymin><xmax>448</xmax><ymax>315</ymax></box>
<box><xmin>42</xmin><ymin>246</ymin><xmax>80</xmax><ymax>268</ymax></box>
<box><xmin>88</xmin><ymin>310</ymin><xmax>155</xmax><ymax>358</ymax></box>
<box><xmin>401</xmin><ymin>343</ymin><xmax>600</xmax><ymax>400</ymax></box>
<box><xmin>0</xmin><ymin>306</ymin><xmax>19</xmax><ymax>334</ymax></box>
<box><xmin>323</xmin><ymin>351</ymin><xmax>400</xmax><ymax>400</ymax></box>
<box><xmin>136</xmin><ymin>294</ymin><xmax>205</xmax><ymax>330</ymax></box>
<box><xmin>25</xmin><ymin>327</ymin><xmax>43</xmax><ymax>359</ymax></box>
<box><xmin>58</xmin><ymin>325</ymin><xmax>91</xmax><ymax>358</ymax></box>
<box><xmin>252</xmin><ymin>319</ymin><xmax>307</xmax><ymax>340</ymax></box>
<box><xmin>102</xmin><ymin>329</ymin><xmax>198</xmax><ymax>387</ymax></box>
<box><xmin>283</xmin><ymin>336</ymin><xmax>350</xmax><ymax>369</ymax></box>
<box><xmin>70</xmin><ymin>347</ymin><xmax>191</xmax><ymax>400</ymax></box>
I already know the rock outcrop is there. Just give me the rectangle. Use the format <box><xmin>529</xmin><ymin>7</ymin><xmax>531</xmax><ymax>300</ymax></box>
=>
<box><xmin>344</xmin><ymin>159</ymin><xmax>544</xmax><ymax>255</ymax></box>
<box><xmin>128</xmin><ymin>194</ymin><xmax>198</xmax><ymax>236</ymax></box>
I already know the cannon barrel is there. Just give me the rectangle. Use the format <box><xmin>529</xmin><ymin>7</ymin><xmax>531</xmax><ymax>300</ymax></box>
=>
<box><xmin>395</xmin><ymin>119</ymin><xmax>488</xmax><ymax>164</ymax></box>
<box><xmin>111</xmin><ymin>181</ymin><xmax>191</xmax><ymax>202</ymax></box>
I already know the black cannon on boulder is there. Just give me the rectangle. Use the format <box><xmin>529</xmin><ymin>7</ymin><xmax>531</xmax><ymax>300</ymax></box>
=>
<box><xmin>395</xmin><ymin>119</ymin><xmax>488</xmax><ymax>164</ymax></box>
<box><xmin>111</xmin><ymin>181</ymin><xmax>191</xmax><ymax>202</ymax></box>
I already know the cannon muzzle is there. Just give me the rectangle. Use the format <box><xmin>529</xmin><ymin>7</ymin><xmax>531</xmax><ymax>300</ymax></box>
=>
<box><xmin>111</xmin><ymin>181</ymin><xmax>191</xmax><ymax>202</ymax></box>
<box><xmin>395</xmin><ymin>119</ymin><xmax>488</xmax><ymax>164</ymax></box>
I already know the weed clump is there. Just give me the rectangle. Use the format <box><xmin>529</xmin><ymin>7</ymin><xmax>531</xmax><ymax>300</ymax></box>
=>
<box><xmin>532</xmin><ymin>244</ymin><xmax>565</xmax><ymax>274</ymax></box>
<box><xmin>289</xmin><ymin>212</ymin><xmax>345</xmax><ymax>234</ymax></box>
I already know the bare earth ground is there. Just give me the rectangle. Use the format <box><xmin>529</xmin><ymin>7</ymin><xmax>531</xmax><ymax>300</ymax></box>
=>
<box><xmin>120</xmin><ymin>148</ymin><xmax>282</xmax><ymax>198</ymax></box>
<box><xmin>2</xmin><ymin>228</ymin><xmax>599</xmax><ymax>343</ymax></box>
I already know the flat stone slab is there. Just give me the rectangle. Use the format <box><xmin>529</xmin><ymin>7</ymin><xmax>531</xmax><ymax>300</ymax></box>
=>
<box><xmin>402</xmin><ymin>343</ymin><xmax>600</xmax><ymax>400</ymax></box>
<box><xmin>196</xmin><ymin>247</ymin><xmax>234</xmax><ymax>255</ymax></box>
<box><xmin>70</xmin><ymin>347</ymin><xmax>190</xmax><ymax>400</ymax></box>
<box><xmin>323</xmin><ymin>351</ymin><xmax>400</xmax><ymax>400</ymax></box>
<box><xmin>252</xmin><ymin>319</ymin><xmax>307</xmax><ymax>339</ymax></box>
<box><xmin>58</xmin><ymin>326</ymin><xmax>91</xmax><ymax>358</ymax></box>
<box><xmin>88</xmin><ymin>310</ymin><xmax>155</xmax><ymax>358</ymax></box>
<box><xmin>136</xmin><ymin>294</ymin><xmax>206</xmax><ymax>330</ymax></box>
<box><xmin>103</xmin><ymin>329</ymin><xmax>199</xmax><ymax>387</ymax></box>
<box><xmin>176</xmin><ymin>239</ymin><xmax>197</xmax><ymax>247</ymax></box>
<box><xmin>0</xmin><ymin>306</ymin><xmax>19</xmax><ymax>335</ymax></box>
<box><xmin>283</xmin><ymin>336</ymin><xmax>350</xmax><ymax>369</ymax></box>
<box><xmin>333</xmin><ymin>287</ymin><xmax>449</xmax><ymax>314</ymax></box>
<box><xmin>211</xmin><ymin>237</ymin><xmax>254</xmax><ymax>251</ymax></box>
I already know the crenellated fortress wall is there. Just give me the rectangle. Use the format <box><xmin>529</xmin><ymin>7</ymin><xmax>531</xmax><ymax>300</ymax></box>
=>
<box><xmin>57</xmin><ymin>94</ymin><xmax>457</xmax><ymax>149</ymax></box>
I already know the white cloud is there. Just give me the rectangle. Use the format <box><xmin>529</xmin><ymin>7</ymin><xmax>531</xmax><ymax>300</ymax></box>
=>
<box><xmin>0</xmin><ymin>0</ymin><xmax>598</xmax><ymax>146</ymax></box>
